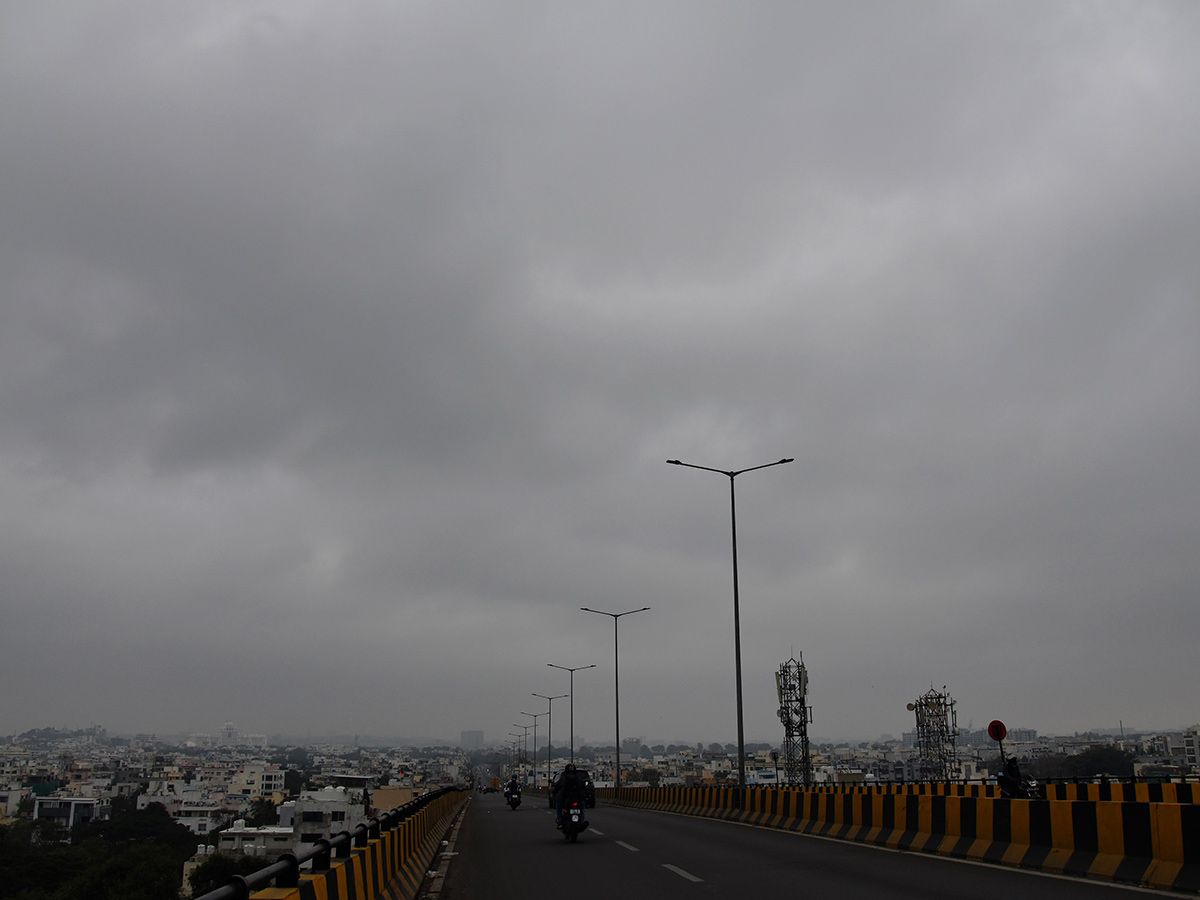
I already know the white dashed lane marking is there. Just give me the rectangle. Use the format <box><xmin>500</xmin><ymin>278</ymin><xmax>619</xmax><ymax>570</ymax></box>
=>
<box><xmin>615</xmin><ymin>840</ymin><xmax>639</xmax><ymax>852</ymax></box>
<box><xmin>663</xmin><ymin>864</ymin><xmax>703</xmax><ymax>882</ymax></box>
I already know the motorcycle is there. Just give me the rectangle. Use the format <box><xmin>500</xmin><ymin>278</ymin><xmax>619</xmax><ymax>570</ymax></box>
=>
<box><xmin>1000</xmin><ymin>774</ymin><xmax>1039</xmax><ymax>799</ymax></box>
<box><xmin>504</xmin><ymin>785</ymin><xmax>521</xmax><ymax>810</ymax></box>
<box><xmin>560</xmin><ymin>799</ymin><xmax>588</xmax><ymax>842</ymax></box>
<box><xmin>998</xmin><ymin>760</ymin><xmax>1039</xmax><ymax>799</ymax></box>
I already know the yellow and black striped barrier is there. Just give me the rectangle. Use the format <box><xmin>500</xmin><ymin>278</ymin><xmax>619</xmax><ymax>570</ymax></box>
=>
<box><xmin>251</xmin><ymin>788</ymin><xmax>468</xmax><ymax>900</ymax></box>
<box><xmin>599</xmin><ymin>785</ymin><xmax>1200</xmax><ymax>893</ymax></box>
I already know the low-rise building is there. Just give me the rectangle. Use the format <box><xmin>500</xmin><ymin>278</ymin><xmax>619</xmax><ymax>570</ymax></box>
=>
<box><xmin>33</xmin><ymin>795</ymin><xmax>110</xmax><ymax>830</ymax></box>
<box><xmin>283</xmin><ymin>786</ymin><xmax>366</xmax><ymax>847</ymax></box>
<box><xmin>217</xmin><ymin>818</ymin><xmax>295</xmax><ymax>856</ymax></box>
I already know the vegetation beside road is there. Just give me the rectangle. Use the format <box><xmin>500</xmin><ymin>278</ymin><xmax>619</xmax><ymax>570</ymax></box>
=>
<box><xmin>0</xmin><ymin>801</ymin><xmax>197</xmax><ymax>900</ymax></box>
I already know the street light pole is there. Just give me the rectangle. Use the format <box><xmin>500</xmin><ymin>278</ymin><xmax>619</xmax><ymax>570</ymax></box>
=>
<box><xmin>548</xmin><ymin>663</ymin><xmax>596</xmax><ymax>763</ymax></box>
<box><xmin>520</xmin><ymin>711</ymin><xmax>544</xmax><ymax>785</ymax></box>
<box><xmin>512</xmin><ymin>724</ymin><xmax>531</xmax><ymax>776</ymax></box>
<box><xmin>507</xmin><ymin>737</ymin><xmax>521</xmax><ymax>776</ymax></box>
<box><xmin>580</xmin><ymin>606</ymin><xmax>650</xmax><ymax>799</ymax></box>
<box><xmin>667</xmin><ymin>456</ymin><xmax>793</xmax><ymax>803</ymax></box>
<box><xmin>532</xmin><ymin>692</ymin><xmax>567</xmax><ymax>786</ymax></box>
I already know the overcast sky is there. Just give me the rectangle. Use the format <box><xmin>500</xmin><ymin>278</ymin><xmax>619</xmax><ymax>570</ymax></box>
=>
<box><xmin>3</xmin><ymin>1</ymin><xmax>1198</xmax><ymax>748</ymax></box>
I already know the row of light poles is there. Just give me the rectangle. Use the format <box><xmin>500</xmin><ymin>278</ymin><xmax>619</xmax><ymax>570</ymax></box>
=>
<box><xmin>509</xmin><ymin>455</ymin><xmax>790</xmax><ymax>807</ymax></box>
<box><xmin>580</xmin><ymin>606</ymin><xmax>650</xmax><ymax>799</ymax></box>
<box><xmin>518</xmin><ymin>605</ymin><xmax>650</xmax><ymax>799</ymax></box>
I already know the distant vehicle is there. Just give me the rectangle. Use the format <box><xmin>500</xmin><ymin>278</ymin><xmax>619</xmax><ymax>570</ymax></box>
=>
<box><xmin>504</xmin><ymin>780</ymin><xmax>522</xmax><ymax>810</ymax></box>
<box><xmin>560</xmin><ymin>797</ymin><xmax>588</xmax><ymax>842</ymax></box>
<box><xmin>548</xmin><ymin>768</ymin><xmax>595</xmax><ymax>808</ymax></box>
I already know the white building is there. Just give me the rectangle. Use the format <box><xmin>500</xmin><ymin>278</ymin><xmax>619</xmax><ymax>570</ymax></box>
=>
<box><xmin>1182</xmin><ymin>727</ymin><xmax>1200</xmax><ymax>769</ymax></box>
<box><xmin>228</xmin><ymin>763</ymin><xmax>285</xmax><ymax>800</ymax></box>
<box><xmin>284</xmin><ymin>787</ymin><xmax>366</xmax><ymax>847</ymax></box>
<box><xmin>217</xmin><ymin>818</ymin><xmax>296</xmax><ymax>856</ymax></box>
<box><xmin>174</xmin><ymin>802</ymin><xmax>227</xmax><ymax>836</ymax></box>
<box><xmin>0</xmin><ymin>783</ymin><xmax>26</xmax><ymax>818</ymax></box>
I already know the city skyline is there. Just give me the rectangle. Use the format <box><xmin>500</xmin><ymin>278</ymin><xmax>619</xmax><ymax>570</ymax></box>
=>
<box><xmin>4</xmin><ymin>714</ymin><xmax>1189</xmax><ymax>753</ymax></box>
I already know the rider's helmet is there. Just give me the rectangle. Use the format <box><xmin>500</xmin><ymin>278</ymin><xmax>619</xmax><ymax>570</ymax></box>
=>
<box><xmin>565</xmin><ymin>763</ymin><xmax>577</xmax><ymax>774</ymax></box>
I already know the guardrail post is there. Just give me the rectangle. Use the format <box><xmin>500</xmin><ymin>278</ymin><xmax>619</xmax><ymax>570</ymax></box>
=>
<box><xmin>275</xmin><ymin>852</ymin><xmax>300</xmax><ymax>889</ymax></box>
<box><xmin>313</xmin><ymin>837</ymin><xmax>331</xmax><ymax>870</ymax></box>
<box><xmin>227</xmin><ymin>875</ymin><xmax>251</xmax><ymax>900</ymax></box>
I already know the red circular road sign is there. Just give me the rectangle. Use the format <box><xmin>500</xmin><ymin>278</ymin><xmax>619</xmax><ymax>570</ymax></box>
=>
<box><xmin>988</xmin><ymin>720</ymin><xmax>1007</xmax><ymax>742</ymax></box>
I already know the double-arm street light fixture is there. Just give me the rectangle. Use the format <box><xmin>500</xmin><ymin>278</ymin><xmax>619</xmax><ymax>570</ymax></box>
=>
<box><xmin>532</xmin><ymin>692</ymin><xmax>567</xmax><ymax>784</ymax></box>
<box><xmin>519</xmin><ymin>711</ymin><xmax>545</xmax><ymax>784</ymax></box>
<box><xmin>547</xmin><ymin>662</ymin><xmax>596</xmax><ymax>763</ymax></box>
<box><xmin>580</xmin><ymin>606</ymin><xmax>650</xmax><ymax>799</ymax></box>
<box><xmin>667</xmin><ymin>456</ymin><xmax>793</xmax><ymax>802</ymax></box>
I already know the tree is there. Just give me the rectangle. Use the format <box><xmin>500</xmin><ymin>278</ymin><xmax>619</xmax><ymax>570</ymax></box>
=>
<box><xmin>990</xmin><ymin>746</ymin><xmax>1138</xmax><ymax>781</ymax></box>
<box><xmin>189</xmin><ymin>852</ymin><xmax>280</xmax><ymax>897</ymax></box>
<box><xmin>0</xmin><ymin>811</ymin><xmax>193</xmax><ymax>900</ymax></box>
<box><xmin>283</xmin><ymin>768</ymin><xmax>306</xmax><ymax>797</ymax></box>
<box><xmin>54</xmin><ymin>841</ymin><xmax>184</xmax><ymax>900</ymax></box>
<box><xmin>80</xmin><ymin>802</ymin><xmax>196</xmax><ymax>857</ymax></box>
<box><xmin>626</xmin><ymin>767</ymin><xmax>662</xmax><ymax>788</ymax></box>
<box><xmin>110</xmin><ymin>793</ymin><xmax>138</xmax><ymax>818</ymax></box>
<box><xmin>1065</xmin><ymin>746</ymin><xmax>1136</xmax><ymax>778</ymax></box>
<box><xmin>246</xmin><ymin>798</ymin><xmax>277</xmax><ymax>827</ymax></box>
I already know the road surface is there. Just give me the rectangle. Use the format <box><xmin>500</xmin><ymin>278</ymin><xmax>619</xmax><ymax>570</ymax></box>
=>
<box><xmin>433</xmin><ymin>791</ymin><xmax>1174</xmax><ymax>899</ymax></box>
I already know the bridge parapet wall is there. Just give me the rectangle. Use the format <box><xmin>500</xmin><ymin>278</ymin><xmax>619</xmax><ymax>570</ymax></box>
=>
<box><xmin>600</xmin><ymin>786</ymin><xmax>1199</xmax><ymax>893</ymax></box>
<box><xmin>202</xmin><ymin>787</ymin><xmax>468</xmax><ymax>900</ymax></box>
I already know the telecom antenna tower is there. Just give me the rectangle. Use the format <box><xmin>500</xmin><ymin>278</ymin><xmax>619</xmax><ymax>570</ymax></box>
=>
<box><xmin>775</xmin><ymin>655</ymin><xmax>812</xmax><ymax>786</ymax></box>
<box><xmin>907</xmin><ymin>685</ymin><xmax>958</xmax><ymax>781</ymax></box>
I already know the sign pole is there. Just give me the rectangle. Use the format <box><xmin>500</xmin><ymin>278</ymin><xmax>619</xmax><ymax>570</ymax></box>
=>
<box><xmin>988</xmin><ymin>719</ymin><xmax>1008</xmax><ymax>766</ymax></box>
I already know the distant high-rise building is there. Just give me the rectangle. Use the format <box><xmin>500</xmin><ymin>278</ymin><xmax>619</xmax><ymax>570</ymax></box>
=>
<box><xmin>460</xmin><ymin>730</ymin><xmax>484</xmax><ymax>750</ymax></box>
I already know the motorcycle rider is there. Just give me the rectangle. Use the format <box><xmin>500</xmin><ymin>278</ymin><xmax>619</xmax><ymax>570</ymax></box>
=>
<box><xmin>505</xmin><ymin>775</ymin><xmax>521</xmax><ymax>798</ymax></box>
<box><xmin>554</xmin><ymin>762</ymin><xmax>588</xmax><ymax>828</ymax></box>
<box><xmin>998</xmin><ymin>757</ymin><xmax>1031</xmax><ymax>799</ymax></box>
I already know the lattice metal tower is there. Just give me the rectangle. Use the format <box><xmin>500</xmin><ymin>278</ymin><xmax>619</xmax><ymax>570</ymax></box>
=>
<box><xmin>908</xmin><ymin>685</ymin><xmax>958</xmax><ymax>782</ymax></box>
<box><xmin>775</xmin><ymin>655</ymin><xmax>812</xmax><ymax>786</ymax></box>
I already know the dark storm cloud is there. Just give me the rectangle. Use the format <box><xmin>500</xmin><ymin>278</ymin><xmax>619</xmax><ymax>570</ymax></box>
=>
<box><xmin>1</xmin><ymin>1</ymin><xmax>1198</xmax><ymax>745</ymax></box>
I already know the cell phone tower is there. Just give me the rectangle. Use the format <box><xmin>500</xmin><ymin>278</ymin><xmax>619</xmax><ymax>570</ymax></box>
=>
<box><xmin>907</xmin><ymin>685</ymin><xmax>958</xmax><ymax>782</ymax></box>
<box><xmin>775</xmin><ymin>655</ymin><xmax>812</xmax><ymax>786</ymax></box>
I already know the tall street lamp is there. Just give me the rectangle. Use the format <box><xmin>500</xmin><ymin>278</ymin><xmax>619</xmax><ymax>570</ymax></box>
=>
<box><xmin>532</xmin><ymin>692</ymin><xmax>567</xmax><ymax>784</ymax></box>
<box><xmin>580</xmin><ymin>606</ymin><xmax>650</xmax><ymax>799</ymax></box>
<box><xmin>512</xmin><ymin>724</ymin><xmax>531</xmax><ymax>775</ymax></box>
<box><xmin>548</xmin><ymin>662</ymin><xmax>596</xmax><ymax>763</ymax></box>
<box><xmin>507</xmin><ymin>737</ymin><xmax>521</xmax><ymax>775</ymax></box>
<box><xmin>520</xmin><ymin>711</ymin><xmax>544</xmax><ymax>785</ymax></box>
<box><xmin>667</xmin><ymin>456</ymin><xmax>793</xmax><ymax>802</ymax></box>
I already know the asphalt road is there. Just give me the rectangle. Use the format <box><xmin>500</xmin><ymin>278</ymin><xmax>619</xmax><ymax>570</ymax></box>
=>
<box><xmin>435</xmin><ymin>792</ymin><xmax>1176</xmax><ymax>900</ymax></box>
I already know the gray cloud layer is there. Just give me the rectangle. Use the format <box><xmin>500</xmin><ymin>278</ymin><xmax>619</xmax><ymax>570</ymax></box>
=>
<box><xmin>2</xmin><ymin>2</ymin><xmax>1198</xmax><ymax>745</ymax></box>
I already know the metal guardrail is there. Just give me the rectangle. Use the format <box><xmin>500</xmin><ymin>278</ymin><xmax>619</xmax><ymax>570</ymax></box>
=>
<box><xmin>192</xmin><ymin>786</ymin><xmax>461</xmax><ymax>900</ymax></box>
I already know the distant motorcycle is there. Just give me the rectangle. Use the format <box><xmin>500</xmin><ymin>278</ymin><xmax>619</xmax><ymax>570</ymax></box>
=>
<box><xmin>998</xmin><ymin>760</ymin><xmax>1039</xmax><ymax>799</ymax></box>
<box><xmin>560</xmin><ymin>799</ymin><xmax>588</xmax><ymax>842</ymax></box>
<box><xmin>504</xmin><ymin>785</ymin><xmax>521</xmax><ymax>810</ymax></box>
